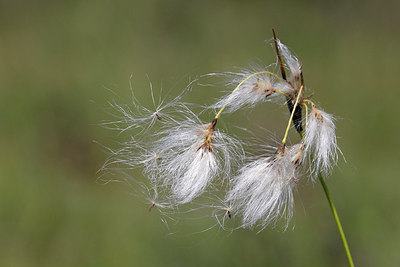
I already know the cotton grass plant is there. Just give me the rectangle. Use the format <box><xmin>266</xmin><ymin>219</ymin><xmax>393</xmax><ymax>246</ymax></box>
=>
<box><xmin>100</xmin><ymin>30</ymin><xmax>354</xmax><ymax>266</ymax></box>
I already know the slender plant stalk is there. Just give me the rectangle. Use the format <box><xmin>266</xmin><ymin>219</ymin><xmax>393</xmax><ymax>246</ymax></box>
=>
<box><xmin>318</xmin><ymin>173</ymin><xmax>354</xmax><ymax>267</ymax></box>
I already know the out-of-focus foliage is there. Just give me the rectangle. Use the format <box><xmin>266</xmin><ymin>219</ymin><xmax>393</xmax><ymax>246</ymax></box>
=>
<box><xmin>1</xmin><ymin>1</ymin><xmax>399</xmax><ymax>266</ymax></box>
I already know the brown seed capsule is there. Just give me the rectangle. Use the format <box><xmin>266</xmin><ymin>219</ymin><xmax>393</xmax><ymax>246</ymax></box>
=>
<box><xmin>149</xmin><ymin>202</ymin><xmax>156</xmax><ymax>212</ymax></box>
<box><xmin>155</xmin><ymin>113</ymin><xmax>162</xmax><ymax>121</ymax></box>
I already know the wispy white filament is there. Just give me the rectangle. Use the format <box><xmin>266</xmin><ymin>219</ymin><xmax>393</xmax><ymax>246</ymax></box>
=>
<box><xmin>101</xmin><ymin>77</ymin><xmax>194</xmax><ymax>135</ymax></box>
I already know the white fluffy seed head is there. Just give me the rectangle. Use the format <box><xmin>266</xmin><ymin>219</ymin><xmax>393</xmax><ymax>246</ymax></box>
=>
<box><xmin>275</xmin><ymin>39</ymin><xmax>302</xmax><ymax>81</ymax></box>
<box><xmin>208</xmin><ymin>67</ymin><xmax>283</xmax><ymax>113</ymax></box>
<box><xmin>304</xmin><ymin>107</ymin><xmax>339</xmax><ymax>178</ymax></box>
<box><xmin>170</xmin><ymin>147</ymin><xmax>218</xmax><ymax>203</ymax></box>
<box><xmin>227</xmin><ymin>145</ymin><xmax>303</xmax><ymax>231</ymax></box>
<box><xmin>152</xmin><ymin>117</ymin><xmax>242</xmax><ymax>204</ymax></box>
<box><xmin>271</xmin><ymin>39</ymin><xmax>304</xmax><ymax>102</ymax></box>
<box><xmin>101</xmin><ymin>78</ymin><xmax>195</xmax><ymax>137</ymax></box>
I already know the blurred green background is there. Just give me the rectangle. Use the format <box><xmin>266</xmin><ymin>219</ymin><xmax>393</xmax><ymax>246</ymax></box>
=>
<box><xmin>1</xmin><ymin>0</ymin><xmax>399</xmax><ymax>266</ymax></box>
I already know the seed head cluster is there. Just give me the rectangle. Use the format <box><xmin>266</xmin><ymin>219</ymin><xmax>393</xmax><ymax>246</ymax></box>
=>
<box><xmin>101</xmin><ymin>31</ymin><xmax>341</xmax><ymax>231</ymax></box>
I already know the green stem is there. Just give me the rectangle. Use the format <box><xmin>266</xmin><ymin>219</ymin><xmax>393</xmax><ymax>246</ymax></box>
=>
<box><xmin>318</xmin><ymin>173</ymin><xmax>354</xmax><ymax>267</ymax></box>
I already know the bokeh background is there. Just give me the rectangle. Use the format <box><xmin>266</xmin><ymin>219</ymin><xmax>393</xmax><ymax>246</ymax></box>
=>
<box><xmin>1</xmin><ymin>0</ymin><xmax>399</xmax><ymax>266</ymax></box>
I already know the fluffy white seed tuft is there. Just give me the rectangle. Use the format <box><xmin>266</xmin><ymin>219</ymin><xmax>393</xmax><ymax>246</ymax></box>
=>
<box><xmin>304</xmin><ymin>107</ymin><xmax>339</xmax><ymax>178</ymax></box>
<box><xmin>152</xmin><ymin>115</ymin><xmax>241</xmax><ymax>204</ymax></box>
<box><xmin>208</xmin><ymin>67</ymin><xmax>283</xmax><ymax>113</ymax></box>
<box><xmin>101</xmin><ymin>77</ymin><xmax>194</xmax><ymax>136</ymax></box>
<box><xmin>227</xmin><ymin>145</ymin><xmax>303</xmax><ymax>231</ymax></box>
<box><xmin>275</xmin><ymin>39</ymin><xmax>302</xmax><ymax>79</ymax></box>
